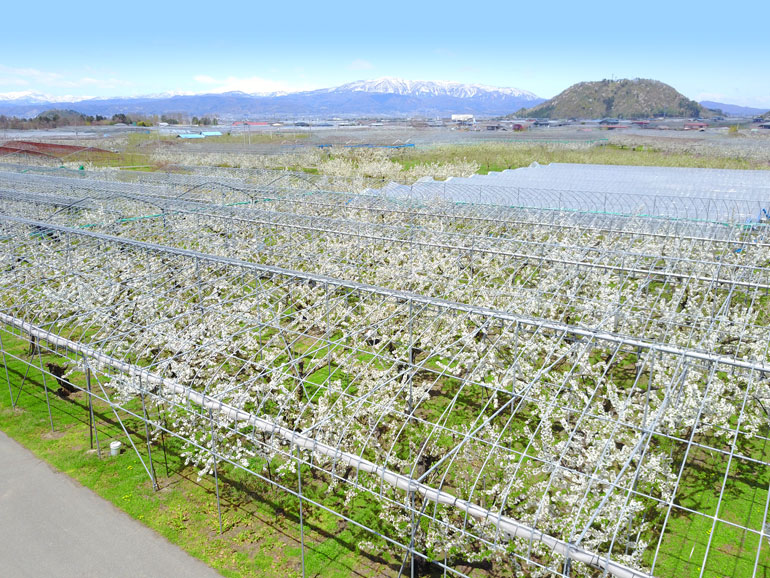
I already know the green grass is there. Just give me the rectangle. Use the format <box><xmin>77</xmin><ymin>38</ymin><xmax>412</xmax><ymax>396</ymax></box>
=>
<box><xmin>0</xmin><ymin>330</ymin><xmax>394</xmax><ymax>578</ymax></box>
<box><xmin>394</xmin><ymin>142</ymin><xmax>770</xmax><ymax>174</ymax></box>
<box><xmin>200</xmin><ymin>132</ymin><xmax>312</xmax><ymax>145</ymax></box>
<box><xmin>59</xmin><ymin>132</ymin><xmax>770</xmax><ymax>177</ymax></box>
<box><xmin>649</xmin><ymin>440</ymin><xmax>770</xmax><ymax>577</ymax></box>
<box><xmin>123</xmin><ymin>130</ymin><xmax>311</xmax><ymax>147</ymax></box>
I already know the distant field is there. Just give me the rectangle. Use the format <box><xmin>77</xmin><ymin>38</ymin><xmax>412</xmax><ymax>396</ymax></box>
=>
<box><xmin>395</xmin><ymin>141</ymin><xmax>770</xmax><ymax>174</ymax></box>
<box><xmin>143</xmin><ymin>128</ymin><xmax>770</xmax><ymax>179</ymax></box>
<box><xmin>16</xmin><ymin>125</ymin><xmax>770</xmax><ymax>180</ymax></box>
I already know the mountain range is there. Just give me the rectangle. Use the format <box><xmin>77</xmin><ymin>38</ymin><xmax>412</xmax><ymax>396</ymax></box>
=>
<box><xmin>0</xmin><ymin>78</ymin><xmax>544</xmax><ymax>119</ymax></box>
<box><xmin>0</xmin><ymin>78</ymin><xmax>765</xmax><ymax>120</ymax></box>
<box><xmin>699</xmin><ymin>101</ymin><xmax>769</xmax><ymax>117</ymax></box>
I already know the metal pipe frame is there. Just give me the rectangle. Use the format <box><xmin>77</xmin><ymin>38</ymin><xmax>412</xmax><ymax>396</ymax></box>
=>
<box><xmin>2</xmin><ymin>165</ymin><xmax>770</xmax><ymax>578</ymax></box>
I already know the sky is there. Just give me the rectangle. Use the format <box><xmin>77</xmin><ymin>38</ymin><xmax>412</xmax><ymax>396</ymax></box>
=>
<box><xmin>2</xmin><ymin>0</ymin><xmax>768</xmax><ymax>108</ymax></box>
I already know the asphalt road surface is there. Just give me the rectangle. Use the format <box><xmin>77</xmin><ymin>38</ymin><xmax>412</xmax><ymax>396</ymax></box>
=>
<box><xmin>0</xmin><ymin>430</ymin><xmax>223</xmax><ymax>578</ymax></box>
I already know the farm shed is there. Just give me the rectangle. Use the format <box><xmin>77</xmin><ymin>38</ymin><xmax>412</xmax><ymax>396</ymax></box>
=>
<box><xmin>451</xmin><ymin>114</ymin><xmax>475</xmax><ymax>124</ymax></box>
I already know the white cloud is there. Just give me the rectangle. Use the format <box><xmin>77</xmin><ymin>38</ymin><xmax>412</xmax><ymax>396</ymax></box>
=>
<box><xmin>0</xmin><ymin>64</ymin><xmax>131</xmax><ymax>91</ymax></box>
<box><xmin>0</xmin><ymin>77</ymin><xmax>29</xmax><ymax>86</ymax></box>
<box><xmin>0</xmin><ymin>64</ymin><xmax>62</xmax><ymax>84</ymax></box>
<box><xmin>349</xmin><ymin>59</ymin><xmax>374</xmax><ymax>71</ymax></box>
<box><xmin>192</xmin><ymin>74</ymin><xmax>316</xmax><ymax>94</ymax></box>
<box><xmin>695</xmin><ymin>92</ymin><xmax>729</xmax><ymax>103</ymax></box>
<box><xmin>0</xmin><ymin>90</ymin><xmax>40</xmax><ymax>98</ymax></box>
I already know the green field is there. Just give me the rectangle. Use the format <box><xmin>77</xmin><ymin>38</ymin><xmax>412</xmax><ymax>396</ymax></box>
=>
<box><xmin>0</xmin><ymin>331</ymin><xmax>403</xmax><ymax>578</ymax></box>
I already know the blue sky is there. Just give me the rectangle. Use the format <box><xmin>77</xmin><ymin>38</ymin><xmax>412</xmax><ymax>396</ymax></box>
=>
<box><xmin>2</xmin><ymin>0</ymin><xmax>768</xmax><ymax>107</ymax></box>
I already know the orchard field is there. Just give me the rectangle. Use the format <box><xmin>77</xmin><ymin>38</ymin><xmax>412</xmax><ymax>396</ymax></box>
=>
<box><xmin>1</xmin><ymin>134</ymin><xmax>770</xmax><ymax>578</ymax></box>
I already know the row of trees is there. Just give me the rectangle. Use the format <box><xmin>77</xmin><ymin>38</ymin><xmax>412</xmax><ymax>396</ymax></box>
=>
<box><xmin>0</xmin><ymin>111</ymin><xmax>218</xmax><ymax>130</ymax></box>
<box><xmin>191</xmin><ymin>116</ymin><xmax>219</xmax><ymax>126</ymax></box>
<box><xmin>0</xmin><ymin>110</ymin><xmax>108</xmax><ymax>130</ymax></box>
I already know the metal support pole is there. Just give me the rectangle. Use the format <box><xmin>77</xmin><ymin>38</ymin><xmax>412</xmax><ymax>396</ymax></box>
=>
<box><xmin>209</xmin><ymin>408</ymin><xmax>223</xmax><ymax>535</ymax></box>
<box><xmin>195</xmin><ymin>258</ymin><xmax>203</xmax><ymax>317</ymax></box>
<box><xmin>296</xmin><ymin>444</ymin><xmax>306</xmax><ymax>578</ymax></box>
<box><xmin>84</xmin><ymin>357</ymin><xmax>101</xmax><ymax>458</ymax></box>
<box><xmin>408</xmin><ymin>299</ymin><xmax>414</xmax><ymax>417</ymax></box>
<box><xmin>325</xmin><ymin>282</ymin><xmax>331</xmax><ymax>379</ymax></box>
<box><xmin>91</xmin><ymin>373</ymin><xmax>155</xmax><ymax>482</ymax></box>
<box><xmin>34</xmin><ymin>342</ymin><xmax>54</xmax><ymax>432</ymax></box>
<box><xmin>140</xmin><ymin>388</ymin><xmax>159</xmax><ymax>491</ymax></box>
<box><xmin>396</xmin><ymin>494</ymin><xmax>413</xmax><ymax>578</ymax></box>
<box><xmin>12</xmin><ymin>361</ymin><xmax>31</xmax><ymax>408</ymax></box>
<box><xmin>156</xmin><ymin>404</ymin><xmax>170</xmax><ymax>478</ymax></box>
<box><xmin>0</xmin><ymin>331</ymin><xmax>15</xmax><ymax>409</ymax></box>
<box><xmin>410</xmin><ymin>490</ymin><xmax>418</xmax><ymax>578</ymax></box>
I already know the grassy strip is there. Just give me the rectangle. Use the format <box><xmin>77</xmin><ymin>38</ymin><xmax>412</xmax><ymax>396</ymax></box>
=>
<box><xmin>57</xmin><ymin>136</ymin><xmax>770</xmax><ymax>180</ymax></box>
<box><xmin>121</xmin><ymin>131</ymin><xmax>312</xmax><ymax>147</ymax></box>
<box><xmin>0</xmin><ymin>331</ymin><xmax>394</xmax><ymax>578</ymax></box>
<box><xmin>395</xmin><ymin>142</ymin><xmax>770</xmax><ymax>174</ymax></box>
<box><xmin>648</xmin><ymin>440</ymin><xmax>770</xmax><ymax>576</ymax></box>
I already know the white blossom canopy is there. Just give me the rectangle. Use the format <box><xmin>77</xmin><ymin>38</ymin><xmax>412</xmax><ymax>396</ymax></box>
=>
<box><xmin>1</xmin><ymin>162</ymin><xmax>769</xmax><ymax>578</ymax></box>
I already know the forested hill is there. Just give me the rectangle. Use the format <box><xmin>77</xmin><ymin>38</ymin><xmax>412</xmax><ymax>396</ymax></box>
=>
<box><xmin>521</xmin><ymin>79</ymin><xmax>708</xmax><ymax>119</ymax></box>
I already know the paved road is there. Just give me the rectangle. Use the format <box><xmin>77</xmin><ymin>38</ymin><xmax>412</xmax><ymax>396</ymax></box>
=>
<box><xmin>0</xmin><ymin>430</ymin><xmax>223</xmax><ymax>578</ymax></box>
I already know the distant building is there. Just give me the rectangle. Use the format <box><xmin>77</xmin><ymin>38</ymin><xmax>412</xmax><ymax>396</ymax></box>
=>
<box><xmin>451</xmin><ymin>114</ymin><xmax>475</xmax><ymax>125</ymax></box>
<box><xmin>758</xmin><ymin>122</ymin><xmax>770</xmax><ymax>129</ymax></box>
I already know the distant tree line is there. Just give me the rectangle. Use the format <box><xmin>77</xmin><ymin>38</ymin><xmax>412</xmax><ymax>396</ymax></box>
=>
<box><xmin>0</xmin><ymin>110</ymin><xmax>110</xmax><ymax>130</ymax></box>
<box><xmin>191</xmin><ymin>116</ymin><xmax>219</xmax><ymax>126</ymax></box>
<box><xmin>0</xmin><ymin>110</ymin><xmax>212</xmax><ymax>130</ymax></box>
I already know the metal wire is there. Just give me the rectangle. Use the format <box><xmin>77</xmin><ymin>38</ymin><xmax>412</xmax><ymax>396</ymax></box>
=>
<box><xmin>1</xmin><ymin>164</ymin><xmax>769</xmax><ymax>577</ymax></box>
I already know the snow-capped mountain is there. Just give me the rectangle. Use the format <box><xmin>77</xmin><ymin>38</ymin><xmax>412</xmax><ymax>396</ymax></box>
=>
<box><xmin>0</xmin><ymin>90</ymin><xmax>227</xmax><ymax>104</ymax></box>
<box><xmin>0</xmin><ymin>91</ymin><xmax>93</xmax><ymax>104</ymax></box>
<box><xmin>0</xmin><ymin>78</ymin><xmax>545</xmax><ymax>118</ymax></box>
<box><xmin>115</xmin><ymin>90</ymin><xmax>196</xmax><ymax>100</ymax></box>
<box><xmin>333</xmin><ymin>77</ymin><xmax>539</xmax><ymax>100</ymax></box>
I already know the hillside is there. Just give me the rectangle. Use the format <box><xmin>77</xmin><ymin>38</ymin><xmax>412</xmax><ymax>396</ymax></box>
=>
<box><xmin>520</xmin><ymin>79</ymin><xmax>707</xmax><ymax>119</ymax></box>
